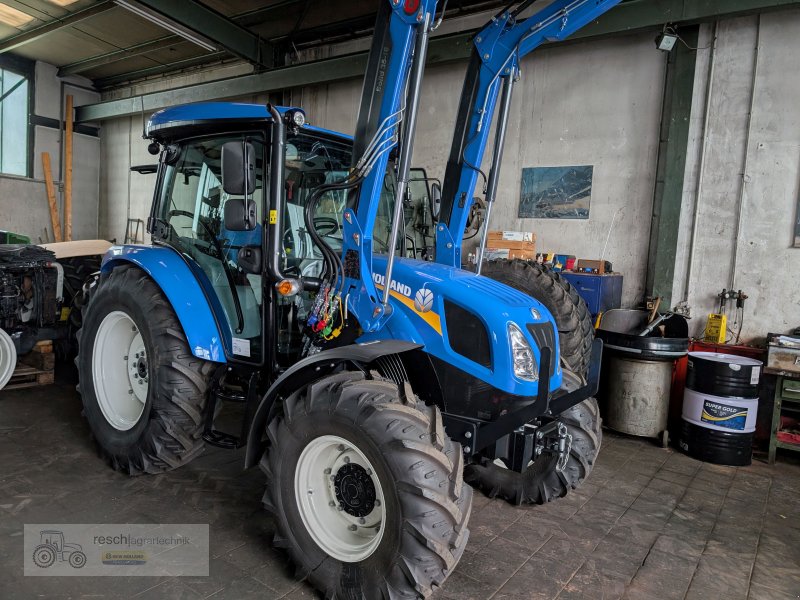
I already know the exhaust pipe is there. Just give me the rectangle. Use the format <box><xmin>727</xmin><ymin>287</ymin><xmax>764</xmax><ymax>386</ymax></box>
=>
<box><xmin>0</xmin><ymin>329</ymin><xmax>17</xmax><ymax>390</ymax></box>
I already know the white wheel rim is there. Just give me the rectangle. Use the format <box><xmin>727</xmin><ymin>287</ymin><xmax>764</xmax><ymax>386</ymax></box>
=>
<box><xmin>295</xmin><ymin>434</ymin><xmax>385</xmax><ymax>562</ymax></box>
<box><xmin>0</xmin><ymin>328</ymin><xmax>16</xmax><ymax>390</ymax></box>
<box><xmin>92</xmin><ymin>310</ymin><xmax>148</xmax><ymax>431</ymax></box>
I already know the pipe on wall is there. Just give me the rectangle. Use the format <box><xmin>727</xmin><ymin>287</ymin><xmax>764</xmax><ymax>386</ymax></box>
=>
<box><xmin>729</xmin><ymin>14</ymin><xmax>762</xmax><ymax>291</ymax></box>
<box><xmin>681</xmin><ymin>22</ymin><xmax>718</xmax><ymax>304</ymax></box>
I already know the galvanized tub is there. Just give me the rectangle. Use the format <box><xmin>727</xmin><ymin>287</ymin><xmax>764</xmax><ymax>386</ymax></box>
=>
<box><xmin>604</xmin><ymin>355</ymin><xmax>673</xmax><ymax>443</ymax></box>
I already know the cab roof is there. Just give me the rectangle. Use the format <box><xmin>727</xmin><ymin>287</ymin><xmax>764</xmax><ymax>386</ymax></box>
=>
<box><xmin>146</xmin><ymin>102</ymin><xmax>351</xmax><ymax>142</ymax></box>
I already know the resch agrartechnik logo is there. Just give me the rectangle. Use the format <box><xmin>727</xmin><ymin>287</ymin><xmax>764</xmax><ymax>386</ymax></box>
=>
<box><xmin>24</xmin><ymin>524</ymin><xmax>209</xmax><ymax>576</ymax></box>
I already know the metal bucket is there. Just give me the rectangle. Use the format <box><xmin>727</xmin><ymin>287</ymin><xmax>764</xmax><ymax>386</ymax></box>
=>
<box><xmin>605</xmin><ymin>354</ymin><xmax>673</xmax><ymax>441</ymax></box>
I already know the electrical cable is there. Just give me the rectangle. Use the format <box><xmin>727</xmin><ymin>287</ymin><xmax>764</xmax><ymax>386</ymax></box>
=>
<box><xmin>431</xmin><ymin>0</ymin><xmax>449</xmax><ymax>31</ymax></box>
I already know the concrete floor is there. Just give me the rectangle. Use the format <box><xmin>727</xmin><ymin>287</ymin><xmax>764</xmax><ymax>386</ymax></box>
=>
<box><xmin>1</xmin><ymin>375</ymin><xmax>799</xmax><ymax>600</ymax></box>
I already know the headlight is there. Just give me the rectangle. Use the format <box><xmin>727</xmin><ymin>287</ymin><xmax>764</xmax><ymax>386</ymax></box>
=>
<box><xmin>290</xmin><ymin>110</ymin><xmax>305</xmax><ymax>127</ymax></box>
<box><xmin>508</xmin><ymin>323</ymin><xmax>538</xmax><ymax>382</ymax></box>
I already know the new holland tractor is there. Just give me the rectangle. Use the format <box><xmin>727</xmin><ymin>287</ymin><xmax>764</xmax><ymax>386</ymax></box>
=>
<box><xmin>76</xmin><ymin>0</ymin><xmax>619</xmax><ymax>596</ymax></box>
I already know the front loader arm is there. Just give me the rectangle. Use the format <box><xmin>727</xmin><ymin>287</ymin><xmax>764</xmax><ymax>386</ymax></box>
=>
<box><xmin>435</xmin><ymin>0</ymin><xmax>622</xmax><ymax>268</ymax></box>
<box><xmin>340</xmin><ymin>0</ymin><xmax>440</xmax><ymax>333</ymax></box>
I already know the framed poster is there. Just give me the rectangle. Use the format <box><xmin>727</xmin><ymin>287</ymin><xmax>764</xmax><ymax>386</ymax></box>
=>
<box><xmin>519</xmin><ymin>165</ymin><xmax>593</xmax><ymax>219</ymax></box>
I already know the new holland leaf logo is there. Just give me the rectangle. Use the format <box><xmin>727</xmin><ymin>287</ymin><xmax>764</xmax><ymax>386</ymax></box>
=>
<box><xmin>414</xmin><ymin>287</ymin><xmax>434</xmax><ymax>313</ymax></box>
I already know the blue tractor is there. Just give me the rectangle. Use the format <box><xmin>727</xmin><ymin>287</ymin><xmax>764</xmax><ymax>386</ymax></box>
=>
<box><xmin>76</xmin><ymin>0</ymin><xmax>620</xmax><ymax>596</ymax></box>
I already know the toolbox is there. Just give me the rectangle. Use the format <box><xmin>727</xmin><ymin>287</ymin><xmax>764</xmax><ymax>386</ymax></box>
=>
<box><xmin>560</xmin><ymin>272</ymin><xmax>623</xmax><ymax>318</ymax></box>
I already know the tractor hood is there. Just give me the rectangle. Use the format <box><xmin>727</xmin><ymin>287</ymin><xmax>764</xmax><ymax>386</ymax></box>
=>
<box><xmin>362</xmin><ymin>256</ymin><xmax>562</xmax><ymax>404</ymax></box>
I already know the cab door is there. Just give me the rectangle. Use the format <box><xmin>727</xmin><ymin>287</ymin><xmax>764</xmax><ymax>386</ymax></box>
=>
<box><xmin>155</xmin><ymin>133</ymin><xmax>267</xmax><ymax>363</ymax></box>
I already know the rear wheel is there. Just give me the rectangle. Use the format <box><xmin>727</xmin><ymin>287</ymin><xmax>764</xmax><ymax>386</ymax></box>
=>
<box><xmin>466</xmin><ymin>259</ymin><xmax>602</xmax><ymax>505</ymax></box>
<box><xmin>76</xmin><ymin>264</ymin><xmax>214</xmax><ymax>475</ymax></box>
<box><xmin>261</xmin><ymin>372</ymin><xmax>472</xmax><ymax>598</ymax></box>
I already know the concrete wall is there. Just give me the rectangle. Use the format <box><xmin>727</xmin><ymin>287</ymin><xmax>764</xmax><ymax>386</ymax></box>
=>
<box><xmin>0</xmin><ymin>61</ymin><xmax>100</xmax><ymax>242</ymax></box>
<box><xmin>672</xmin><ymin>11</ymin><xmax>800</xmax><ymax>341</ymax></box>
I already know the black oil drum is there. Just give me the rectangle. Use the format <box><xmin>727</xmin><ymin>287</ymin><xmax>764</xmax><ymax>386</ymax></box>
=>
<box><xmin>686</xmin><ymin>352</ymin><xmax>762</xmax><ymax>398</ymax></box>
<box><xmin>680</xmin><ymin>352</ymin><xmax>763</xmax><ymax>466</ymax></box>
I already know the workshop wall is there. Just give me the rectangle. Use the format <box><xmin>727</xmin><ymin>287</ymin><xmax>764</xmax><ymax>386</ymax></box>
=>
<box><xmin>1</xmin><ymin>62</ymin><xmax>100</xmax><ymax>242</ymax></box>
<box><xmin>289</xmin><ymin>32</ymin><xmax>667</xmax><ymax>307</ymax></box>
<box><xmin>672</xmin><ymin>11</ymin><xmax>800</xmax><ymax>342</ymax></box>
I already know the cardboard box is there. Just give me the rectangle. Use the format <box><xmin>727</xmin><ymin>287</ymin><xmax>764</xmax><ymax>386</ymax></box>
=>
<box><xmin>486</xmin><ymin>239</ymin><xmax>535</xmax><ymax>251</ymax></box>
<box><xmin>767</xmin><ymin>343</ymin><xmax>800</xmax><ymax>375</ymax></box>
<box><xmin>487</xmin><ymin>230</ymin><xmax>535</xmax><ymax>243</ymax></box>
<box><xmin>486</xmin><ymin>231</ymin><xmax>536</xmax><ymax>255</ymax></box>
<box><xmin>483</xmin><ymin>248</ymin><xmax>536</xmax><ymax>261</ymax></box>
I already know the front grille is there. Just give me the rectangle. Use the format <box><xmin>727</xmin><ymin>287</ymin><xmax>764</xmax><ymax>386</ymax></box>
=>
<box><xmin>444</xmin><ymin>300</ymin><xmax>492</xmax><ymax>368</ymax></box>
<box><xmin>526</xmin><ymin>322</ymin><xmax>557</xmax><ymax>377</ymax></box>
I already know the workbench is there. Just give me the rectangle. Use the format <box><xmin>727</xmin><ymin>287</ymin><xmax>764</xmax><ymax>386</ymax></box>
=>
<box><xmin>767</xmin><ymin>369</ymin><xmax>800</xmax><ymax>464</ymax></box>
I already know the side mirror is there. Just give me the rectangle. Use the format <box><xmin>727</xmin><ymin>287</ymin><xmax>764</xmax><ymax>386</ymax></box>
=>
<box><xmin>237</xmin><ymin>246</ymin><xmax>262</xmax><ymax>274</ymax></box>
<box><xmin>222</xmin><ymin>141</ymin><xmax>256</xmax><ymax>195</ymax></box>
<box><xmin>430</xmin><ymin>182</ymin><xmax>442</xmax><ymax>220</ymax></box>
<box><xmin>224</xmin><ymin>198</ymin><xmax>257</xmax><ymax>231</ymax></box>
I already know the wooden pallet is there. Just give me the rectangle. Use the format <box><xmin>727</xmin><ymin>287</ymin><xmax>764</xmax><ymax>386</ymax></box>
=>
<box><xmin>3</xmin><ymin>340</ymin><xmax>55</xmax><ymax>391</ymax></box>
<box><xmin>5</xmin><ymin>364</ymin><xmax>55</xmax><ymax>390</ymax></box>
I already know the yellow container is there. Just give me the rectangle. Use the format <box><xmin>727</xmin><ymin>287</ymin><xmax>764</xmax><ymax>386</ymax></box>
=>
<box><xmin>704</xmin><ymin>313</ymin><xmax>727</xmax><ymax>344</ymax></box>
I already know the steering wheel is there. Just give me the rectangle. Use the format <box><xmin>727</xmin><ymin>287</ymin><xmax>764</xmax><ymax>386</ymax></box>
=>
<box><xmin>313</xmin><ymin>217</ymin><xmax>340</xmax><ymax>237</ymax></box>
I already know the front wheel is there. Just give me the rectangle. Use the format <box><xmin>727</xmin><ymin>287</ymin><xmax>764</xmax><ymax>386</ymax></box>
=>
<box><xmin>69</xmin><ymin>551</ymin><xmax>87</xmax><ymax>568</ymax></box>
<box><xmin>467</xmin><ymin>259</ymin><xmax>602</xmax><ymax>505</ymax></box>
<box><xmin>261</xmin><ymin>372</ymin><xmax>472</xmax><ymax>598</ymax></box>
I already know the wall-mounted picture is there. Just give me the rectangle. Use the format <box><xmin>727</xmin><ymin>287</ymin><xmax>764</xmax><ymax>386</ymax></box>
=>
<box><xmin>519</xmin><ymin>165</ymin><xmax>593</xmax><ymax>219</ymax></box>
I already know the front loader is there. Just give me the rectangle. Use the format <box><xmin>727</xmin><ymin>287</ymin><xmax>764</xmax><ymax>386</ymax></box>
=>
<box><xmin>76</xmin><ymin>0</ymin><xmax>620</xmax><ymax>596</ymax></box>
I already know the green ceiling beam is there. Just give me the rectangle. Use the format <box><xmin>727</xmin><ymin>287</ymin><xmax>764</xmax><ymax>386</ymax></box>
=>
<box><xmin>56</xmin><ymin>2</ymin><xmax>304</xmax><ymax>78</ymax></box>
<box><xmin>75</xmin><ymin>0</ymin><xmax>800</xmax><ymax>123</ymax></box>
<box><xmin>117</xmin><ymin>0</ymin><xmax>273</xmax><ymax>68</ymax></box>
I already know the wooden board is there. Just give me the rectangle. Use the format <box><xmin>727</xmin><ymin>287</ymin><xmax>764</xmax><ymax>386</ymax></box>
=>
<box><xmin>41</xmin><ymin>152</ymin><xmax>62</xmax><ymax>242</ymax></box>
<box><xmin>64</xmin><ymin>94</ymin><xmax>74</xmax><ymax>242</ymax></box>
<box><xmin>39</xmin><ymin>239</ymin><xmax>112</xmax><ymax>259</ymax></box>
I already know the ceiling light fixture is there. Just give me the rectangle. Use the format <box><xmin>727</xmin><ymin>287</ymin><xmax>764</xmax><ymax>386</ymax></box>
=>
<box><xmin>46</xmin><ymin>0</ymin><xmax>80</xmax><ymax>6</ymax></box>
<box><xmin>114</xmin><ymin>0</ymin><xmax>218</xmax><ymax>52</ymax></box>
<box><xmin>0</xmin><ymin>3</ymin><xmax>34</xmax><ymax>28</ymax></box>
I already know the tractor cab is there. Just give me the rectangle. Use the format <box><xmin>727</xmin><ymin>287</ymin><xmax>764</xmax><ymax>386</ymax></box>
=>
<box><xmin>145</xmin><ymin>103</ymin><xmax>398</xmax><ymax>369</ymax></box>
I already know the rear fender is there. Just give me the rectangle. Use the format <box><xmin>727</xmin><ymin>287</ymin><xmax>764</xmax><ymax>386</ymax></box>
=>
<box><xmin>101</xmin><ymin>245</ymin><xmax>227</xmax><ymax>363</ymax></box>
<box><xmin>244</xmin><ymin>340</ymin><xmax>421</xmax><ymax>468</ymax></box>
